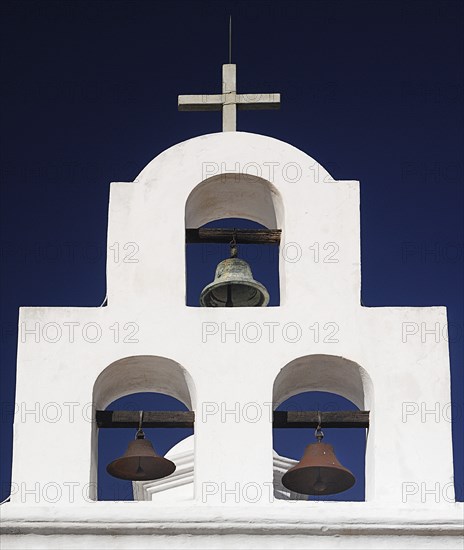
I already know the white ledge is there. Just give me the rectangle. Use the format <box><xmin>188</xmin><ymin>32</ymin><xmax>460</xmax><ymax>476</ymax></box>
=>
<box><xmin>1</xmin><ymin>502</ymin><xmax>463</xmax><ymax>537</ymax></box>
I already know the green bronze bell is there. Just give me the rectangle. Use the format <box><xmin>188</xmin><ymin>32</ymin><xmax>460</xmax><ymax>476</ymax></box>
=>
<box><xmin>200</xmin><ymin>243</ymin><xmax>270</xmax><ymax>307</ymax></box>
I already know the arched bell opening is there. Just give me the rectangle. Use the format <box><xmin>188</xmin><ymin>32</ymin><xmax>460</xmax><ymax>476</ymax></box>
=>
<box><xmin>185</xmin><ymin>173</ymin><xmax>284</xmax><ymax>307</ymax></box>
<box><xmin>272</xmin><ymin>354</ymin><xmax>374</xmax><ymax>502</ymax></box>
<box><xmin>273</xmin><ymin>391</ymin><xmax>365</xmax><ymax>501</ymax></box>
<box><xmin>91</xmin><ymin>355</ymin><xmax>196</xmax><ymax>502</ymax></box>
<box><xmin>97</xmin><ymin>392</ymin><xmax>193</xmax><ymax>501</ymax></box>
<box><xmin>186</xmin><ymin>217</ymin><xmax>280</xmax><ymax>307</ymax></box>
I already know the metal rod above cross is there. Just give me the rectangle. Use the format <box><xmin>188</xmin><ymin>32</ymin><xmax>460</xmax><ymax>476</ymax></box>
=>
<box><xmin>178</xmin><ymin>64</ymin><xmax>281</xmax><ymax>131</ymax></box>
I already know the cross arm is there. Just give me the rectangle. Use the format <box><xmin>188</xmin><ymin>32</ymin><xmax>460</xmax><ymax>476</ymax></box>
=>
<box><xmin>237</xmin><ymin>93</ymin><xmax>281</xmax><ymax>110</ymax></box>
<box><xmin>178</xmin><ymin>94</ymin><xmax>224</xmax><ymax>111</ymax></box>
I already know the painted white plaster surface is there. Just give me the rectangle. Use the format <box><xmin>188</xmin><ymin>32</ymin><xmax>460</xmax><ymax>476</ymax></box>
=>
<box><xmin>2</xmin><ymin>132</ymin><xmax>462</xmax><ymax>547</ymax></box>
<box><xmin>132</xmin><ymin>435</ymin><xmax>302</xmax><ymax>501</ymax></box>
<box><xmin>1</xmin><ymin>503</ymin><xmax>463</xmax><ymax>549</ymax></box>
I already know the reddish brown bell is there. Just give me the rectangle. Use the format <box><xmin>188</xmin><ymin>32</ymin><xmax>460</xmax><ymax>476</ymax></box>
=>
<box><xmin>282</xmin><ymin>437</ymin><xmax>355</xmax><ymax>496</ymax></box>
<box><xmin>107</xmin><ymin>430</ymin><xmax>176</xmax><ymax>481</ymax></box>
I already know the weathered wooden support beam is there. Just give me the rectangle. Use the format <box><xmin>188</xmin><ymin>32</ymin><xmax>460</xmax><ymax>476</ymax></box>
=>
<box><xmin>185</xmin><ymin>228</ymin><xmax>281</xmax><ymax>245</ymax></box>
<box><xmin>96</xmin><ymin>410</ymin><xmax>369</xmax><ymax>429</ymax></box>
<box><xmin>273</xmin><ymin>411</ymin><xmax>369</xmax><ymax>429</ymax></box>
<box><xmin>96</xmin><ymin>410</ymin><xmax>195</xmax><ymax>429</ymax></box>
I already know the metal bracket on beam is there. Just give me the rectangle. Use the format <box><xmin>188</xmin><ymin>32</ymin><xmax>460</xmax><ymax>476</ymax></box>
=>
<box><xmin>185</xmin><ymin>228</ymin><xmax>281</xmax><ymax>245</ymax></box>
<box><xmin>96</xmin><ymin>410</ymin><xmax>369</xmax><ymax>429</ymax></box>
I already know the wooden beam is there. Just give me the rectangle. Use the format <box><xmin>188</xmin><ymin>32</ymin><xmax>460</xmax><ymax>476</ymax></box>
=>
<box><xmin>185</xmin><ymin>228</ymin><xmax>281</xmax><ymax>245</ymax></box>
<box><xmin>96</xmin><ymin>410</ymin><xmax>195</xmax><ymax>429</ymax></box>
<box><xmin>96</xmin><ymin>410</ymin><xmax>369</xmax><ymax>429</ymax></box>
<box><xmin>273</xmin><ymin>411</ymin><xmax>369</xmax><ymax>429</ymax></box>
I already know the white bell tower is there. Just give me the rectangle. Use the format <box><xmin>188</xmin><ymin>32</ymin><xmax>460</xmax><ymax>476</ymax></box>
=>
<box><xmin>2</xmin><ymin>64</ymin><xmax>462</xmax><ymax>549</ymax></box>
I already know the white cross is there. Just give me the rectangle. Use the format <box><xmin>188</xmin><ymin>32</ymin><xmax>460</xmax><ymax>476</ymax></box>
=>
<box><xmin>178</xmin><ymin>64</ymin><xmax>281</xmax><ymax>132</ymax></box>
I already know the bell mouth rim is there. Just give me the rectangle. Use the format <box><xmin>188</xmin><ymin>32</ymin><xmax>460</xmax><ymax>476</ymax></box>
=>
<box><xmin>106</xmin><ymin>456</ymin><xmax>176</xmax><ymax>481</ymax></box>
<box><xmin>281</xmin><ymin>465</ymin><xmax>355</xmax><ymax>496</ymax></box>
<box><xmin>199</xmin><ymin>279</ymin><xmax>270</xmax><ymax>307</ymax></box>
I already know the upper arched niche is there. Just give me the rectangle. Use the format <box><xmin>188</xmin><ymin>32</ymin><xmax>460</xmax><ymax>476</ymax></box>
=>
<box><xmin>93</xmin><ymin>355</ymin><xmax>195</xmax><ymax>411</ymax></box>
<box><xmin>185</xmin><ymin>173</ymin><xmax>283</xmax><ymax>230</ymax></box>
<box><xmin>273</xmin><ymin>354</ymin><xmax>373</xmax><ymax>411</ymax></box>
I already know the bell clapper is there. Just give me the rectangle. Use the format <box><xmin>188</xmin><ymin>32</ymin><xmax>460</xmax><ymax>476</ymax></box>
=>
<box><xmin>226</xmin><ymin>284</ymin><xmax>233</xmax><ymax>307</ymax></box>
<box><xmin>313</xmin><ymin>473</ymin><xmax>327</xmax><ymax>494</ymax></box>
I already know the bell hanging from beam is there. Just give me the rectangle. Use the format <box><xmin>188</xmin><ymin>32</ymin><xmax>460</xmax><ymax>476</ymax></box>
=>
<box><xmin>281</xmin><ymin>421</ymin><xmax>355</xmax><ymax>496</ymax></box>
<box><xmin>106</xmin><ymin>412</ymin><xmax>176</xmax><ymax>481</ymax></box>
<box><xmin>200</xmin><ymin>238</ymin><xmax>270</xmax><ymax>307</ymax></box>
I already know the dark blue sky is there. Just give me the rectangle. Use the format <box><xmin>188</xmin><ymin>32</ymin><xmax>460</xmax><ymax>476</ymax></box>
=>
<box><xmin>1</xmin><ymin>0</ymin><xmax>462</xmax><ymax>502</ymax></box>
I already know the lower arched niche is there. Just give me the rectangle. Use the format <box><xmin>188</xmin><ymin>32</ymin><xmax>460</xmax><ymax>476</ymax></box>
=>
<box><xmin>90</xmin><ymin>355</ymin><xmax>196</xmax><ymax>500</ymax></box>
<box><xmin>272</xmin><ymin>354</ymin><xmax>374</xmax><ymax>502</ymax></box>
<box><xmin>98</xmin><ymin>392</ymin><xmax>193</xmax><ymax>501</ymax></box>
